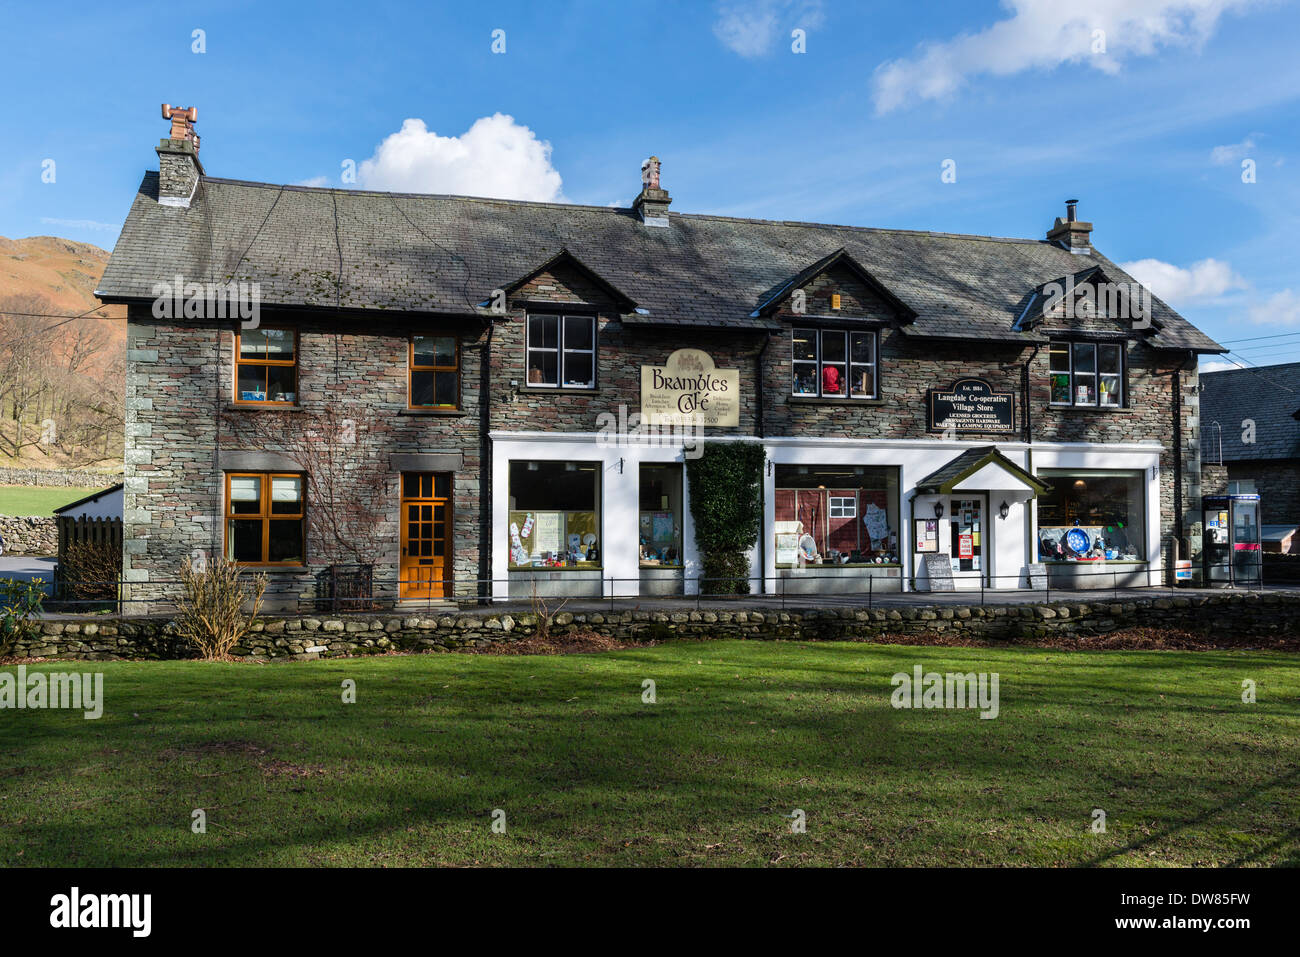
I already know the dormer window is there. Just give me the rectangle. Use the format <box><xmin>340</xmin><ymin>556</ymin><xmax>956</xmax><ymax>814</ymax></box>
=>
<box><xmin>1049</xmin><ymin>340</ymin><xmax>1124</xmax><ymax>407</ymax></box>
<box><xmin>526</xmin><ymin>313</ymin><xmax>596</xmax><ymax>389</ymax></box>
<box><xmin>792</xmin><ymin>328</ymin><xmax>877</xmax><ymax>399</ymax></box>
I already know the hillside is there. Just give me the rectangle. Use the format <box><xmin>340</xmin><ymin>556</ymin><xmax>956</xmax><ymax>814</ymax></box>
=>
<box><xmin>0</xmin><ymin>235</ymin><xmax>126</xmax><ymax>472</ymax></box>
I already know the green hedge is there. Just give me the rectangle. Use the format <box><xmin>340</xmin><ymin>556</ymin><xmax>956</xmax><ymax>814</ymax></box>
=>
<box><xmin>686</xmin><ymin>443</ymin><xmax>764</xmax><ymax>594</ymax></box>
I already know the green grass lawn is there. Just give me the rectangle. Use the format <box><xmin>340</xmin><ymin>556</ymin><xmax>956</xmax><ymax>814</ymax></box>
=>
<box><xmin>2</xmin><ymin>640</ymin><xmax>1297</xmax><ymax>867</ymax></box>
<box><xmin>0</xmin><ymin>486</ymin><xmax>103</xmax><ymax>517</ymax></box>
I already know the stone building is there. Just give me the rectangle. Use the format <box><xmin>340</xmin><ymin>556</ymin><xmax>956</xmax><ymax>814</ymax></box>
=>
<box><xmin>1199</xmin><ymin>361</ymin><xmax>1300</xmax><ymax>528</ymax></box>
<box><xmin>96</xmin><ymin>109</ymin><xmax>1225</xmax><ymax>608</ymax></box>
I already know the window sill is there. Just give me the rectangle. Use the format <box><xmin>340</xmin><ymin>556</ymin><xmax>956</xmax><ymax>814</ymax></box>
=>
<box><xmin>1047</xmin><ymin>404</ymin><xmax>1132</xmax><ymax>413</ymax></box>
<box><xmin>777</xmin><ymin>563</ymin><xmax>902</xmax><ymax>569</ymax></box>
<box><xmin>787</xmin><ymin>395</ymin><xmax>884</xmax><ymax>406</ymax></box>
<box><xmin>1039</xmin><ymin>559</ymin><xmax>1146</xmax><ymax>565</ymax></box>
<box><xmin>224</xmin><ymin>403</ymin><xmax>304</xmax><ymax>413</ymax></box>
<box><xmin>399</xmin><ymin>408</ymin><xmax>467</xmax><ymax>417</ymax></box>
<box><xmin>232</xmin><ymin>564</ymin><xmax>307</xmax><ymax>572</ymax></box>
<box><xmin>509</xmin><ymin>566</ymin><xmax>603</xmax><ymax>572</ymax></box>
<box><xmin>517</xmin><ymin>385</ymin><xmax>599</xmax><ymax>395</ymax></box>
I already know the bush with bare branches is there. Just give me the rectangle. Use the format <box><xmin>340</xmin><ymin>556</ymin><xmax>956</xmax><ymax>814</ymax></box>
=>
<box><xmin>60</xmin><ymin>540</ymin><xmax>122</xmax><ymax>604</ymax></box>
<box><xmin>173</xmin><ymin>558</ymin><xmax>268</xmax><ymax>660</ymax></box>
<box><xmin>529</xmin><ymin>581</ymin><xmax>570</xmax><ymax>643</ymax></box>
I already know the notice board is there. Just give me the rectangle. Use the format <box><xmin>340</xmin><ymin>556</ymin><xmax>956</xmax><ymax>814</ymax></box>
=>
<box><xmin>923</xmin><ymin>553</ymin><xmax>955</xmax><ymax>592</ymax></box>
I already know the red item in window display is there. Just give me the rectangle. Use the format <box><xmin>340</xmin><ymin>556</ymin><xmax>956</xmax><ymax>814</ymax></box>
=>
<box><xmin>823</xmin><ymin>366</ymin><xmax>841</xmax><ymax>394</ymax></box>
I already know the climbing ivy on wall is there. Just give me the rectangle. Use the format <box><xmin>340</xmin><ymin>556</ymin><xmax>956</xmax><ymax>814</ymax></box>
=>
<box><xmin>686</xmin><ymin>443</ymin><xmax>765</xmax><ymax>594</ymax></box>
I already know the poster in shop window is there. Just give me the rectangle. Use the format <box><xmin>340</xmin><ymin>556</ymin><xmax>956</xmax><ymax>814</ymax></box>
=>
<box><xmin>775</xmin><ymin>521</ymin><xmax>801</xmax><ymax>565</ymax></box>
<box><xmin>641</xmin><ymin>349</ymin><xmax>740</xmax><ymax>427</ymax></box>
<box><xmin>958</xmin><ymin>533</ymin><xmax>974</xmax><ymax>559</ymax></box>
<box><xmin>533</xmin><ymin>512</ymin><xmax>562</xmax><ymax>554</ymax></box>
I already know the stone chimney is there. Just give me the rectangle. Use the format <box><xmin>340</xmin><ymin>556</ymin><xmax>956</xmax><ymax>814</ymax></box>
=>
<box><xmin>1046</xmin><ymin>198</ymin><xmax>1092</xmax><ymax>254</ymax></box>
<box><xmin>632</xmin><ymin>156</ymin><xmax>671</xmax><ymax>226</ymax></box>
<box><xmin>156</xmin><ymin>104</ymin><xmax>204</xmax><ymax>208</ymax></box>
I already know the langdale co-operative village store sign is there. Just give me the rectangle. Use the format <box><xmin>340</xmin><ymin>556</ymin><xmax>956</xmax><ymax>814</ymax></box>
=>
<box><xmin>640</xmin><ymin>349</ymin><xmax>740</xmax><ymax>427</ymax></box>
<box><xmin>927</xmin><ymin>378</ymin><xmax>1017</xmax><ymax>435</ymax></box>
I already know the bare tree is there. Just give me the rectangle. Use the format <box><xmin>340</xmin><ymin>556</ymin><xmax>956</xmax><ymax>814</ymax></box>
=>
<box><xmin>0</xmin><ymin>293</ymin><xmax>123</xmax><ymax>465</ymax></box>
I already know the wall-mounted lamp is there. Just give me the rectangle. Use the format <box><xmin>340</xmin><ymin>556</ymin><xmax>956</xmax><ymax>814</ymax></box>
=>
<box><xmin>999</xmin><ymin>500</ymin><xmax>1010</xmax><ymax>520</ymax></box>
<box><xmin>933</xmin><ymin>501</ymin><xmax>944</xmax><ymax>519</ymax></box>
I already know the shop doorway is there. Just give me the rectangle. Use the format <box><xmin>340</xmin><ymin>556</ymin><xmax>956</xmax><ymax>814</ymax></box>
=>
<box><xmin>400</xmin><ymin>472</ymin><xmax>450</xmax><ymax>600</ymax></box>
<box><xmin>949</xmin><ymin>496</ymin><xmax>987</xmax><ymax>587</ymax></box>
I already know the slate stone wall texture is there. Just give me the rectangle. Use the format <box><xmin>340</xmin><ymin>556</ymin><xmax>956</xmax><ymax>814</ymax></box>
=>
<box><xmin>122</xmin><ymin>307</ymin><xmax>487</xmax><ymax>608</ymax></box>
<box><xmin>0</xmin><ymin>516</ymin><xmax>57</xmax><ymax>555</ymax></box>
<box><xmin>9</xmin><ymin>592</ymin><xmax>1297</xmax><ymax>661</ymax></box>
<box><xmin>1226</xmin><ymin>460</ymin><xmax>1300</xmax><ymax>525</ymax></box>
<box><xmin>488</xmin><ymin>264</ymin><xmax>763</xmax><ymax>435</ymax></box>
<box><xmin>122</xmin><ymin>255</ymin><xmax>1206</xmax><ymax>603</ymax></box>
<box><xmin>0</xmin><ymin>467</ymin><xmax>121</xmax><ymax>488</ymax></box>
<box><xmin>156</xmin><ymin>140</ymin><xmax>201</xmax><ymax>201</ymax></box>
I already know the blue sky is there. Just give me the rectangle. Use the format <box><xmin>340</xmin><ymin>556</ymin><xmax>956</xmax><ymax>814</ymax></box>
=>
<box><xmin>2</xmin><ymin>0</ymin><xmax>1297</xmax><ymax>370</ymax></box>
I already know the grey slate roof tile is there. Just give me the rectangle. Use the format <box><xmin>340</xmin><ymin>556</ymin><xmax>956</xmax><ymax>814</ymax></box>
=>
<box><xmin>98</xmin><ymin>173</ymin><xmax>1224</xmax><ymax>352</ymax></box>
<box><xmin>1200</xmin><ymin>362</ymin><xmax>1300</xmax><ymax>462</ymax></box>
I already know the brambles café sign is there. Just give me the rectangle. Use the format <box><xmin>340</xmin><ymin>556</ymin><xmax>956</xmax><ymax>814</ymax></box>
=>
<box><xmin>641</xmin><ymin>349</ymin><xmax>740</xmax><ymax>427</ymax></box>
<box><xmin>928</xmin><ymin>378</ymin><xmax>1016</xmax><ymax>434</ymax></box>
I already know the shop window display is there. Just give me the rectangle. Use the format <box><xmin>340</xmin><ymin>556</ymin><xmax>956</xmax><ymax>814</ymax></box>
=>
<box><xmin>639</xmin><ymin>463</ymin><xmax>683</xmax><ymax>567</ymax></box>
<box><xmin>774</xmin><ymin>466</ymin><xmax>899</xmax><ymax>566</ymax></box>
<box><xmin>1037</xmin><ymin>469</ymin><xmax>1144</xmax><ymax>563</ymax></box>
<box><xmin>508</xmin><ymin>461</ymin><xmax>601</xmax><ymax>569</ymax></box>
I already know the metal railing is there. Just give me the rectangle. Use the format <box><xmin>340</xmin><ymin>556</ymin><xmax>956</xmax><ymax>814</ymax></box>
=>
<box><xmin>6</xmin><ymin>558</ymin><xmax>1282</xmax><ymax>617</ymax></box>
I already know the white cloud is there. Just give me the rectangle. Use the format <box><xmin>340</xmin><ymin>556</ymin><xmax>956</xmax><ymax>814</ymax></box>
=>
<box><xmin>1246</xmin><ymin>289</ymin><xmax>1300</xmax><ymax>325</ymax></box>
<box><xmin>1120</xmin><ymin>257</ymin><xmax>1245</xmax><ymax>305</ymax></box>
<box><xmin>294</xmin><ymin>175</ymin><xmax>330</xmax><ymax>188</ymax></box>
<box><xmin>872</xmin><ymin>0</ymin><xmax>1260</xmax><ymax>114</ymax></box>
<box><xmin>1209</xmin><ymin>137</ymin><xmax>1255</xmax><ymax>165</ymax></box>
<box><xmin>356</xmin><ymin>114</ymin><xmax>564</xmax><ymax>202</ymax></box>
<box><xmin>1198</xmin><ymin>358</ymin><xmax>1240</xmax><ymax>373</ymax></box>
<box><xmin>713</xmin><ymin>0</ymin><xmax>824</xmax><ymax>57</ymax></box>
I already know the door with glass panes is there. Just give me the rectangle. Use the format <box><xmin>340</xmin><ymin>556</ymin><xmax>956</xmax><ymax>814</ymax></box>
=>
<box><xmin>949</xmin><ymin>497</ymin><xmax>986</xmax><ymax>588</ymax></box>
<box><xmin>401</xmin><ymin>473</ymin><xmax>450</xmax><ymax>599</ymax></box>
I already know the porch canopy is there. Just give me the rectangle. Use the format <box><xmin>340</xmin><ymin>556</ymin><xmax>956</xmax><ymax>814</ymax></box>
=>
<box><xmin>915</xmin><ymin>446</ymin><xmax>1050</xmax><ymax>497</ymax></box>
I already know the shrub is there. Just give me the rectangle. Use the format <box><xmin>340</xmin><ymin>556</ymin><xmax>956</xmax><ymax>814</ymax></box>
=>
<box><xmin>0</xmin><ymin>577</ymin><xmax>46</xmax><ymax>650</ymax></box>
<box><xmin>686</xmin><ymin>443</ymin><xmax>764</xmax><ymax>594</ymax></box>
<box><xmin>60</xmin><ymin>541</ymin><xmax>122</xmax><ymax>604</ymax></box>
<box><xmin>173</xmin><ymin>559</ymin><xmax>268</xmax><ymax>661</ymax></box>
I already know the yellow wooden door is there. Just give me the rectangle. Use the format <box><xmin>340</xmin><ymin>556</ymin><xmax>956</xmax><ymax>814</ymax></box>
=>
<box><xmin>400</xmin><ymin>473</ymin><xmax>449</xmax><ymax>599</ymax></box>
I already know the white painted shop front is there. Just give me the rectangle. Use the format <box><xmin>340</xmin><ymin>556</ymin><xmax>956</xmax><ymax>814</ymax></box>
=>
<box><xmin>490</xmin><ymin>431</ymin><xmax>1164</xmax><ymax>600</ymax></box>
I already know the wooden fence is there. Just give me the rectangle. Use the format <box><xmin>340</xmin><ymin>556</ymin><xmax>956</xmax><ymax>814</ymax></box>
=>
<box><xmin>53</xmin><ymin>516</ymin><xmax>124</xmax><ymax>605</ymax></box>
<box><xmin>56</xmin><ymin>515</ymin><xmax>123</xmax><ymax>564</ymax></box>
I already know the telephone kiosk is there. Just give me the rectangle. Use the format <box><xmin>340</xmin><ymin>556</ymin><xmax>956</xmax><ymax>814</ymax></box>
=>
<box><xmin>1202</xmin><ymin>494</ymin><xmax>1262</xmax><ymax>586</ymax></box>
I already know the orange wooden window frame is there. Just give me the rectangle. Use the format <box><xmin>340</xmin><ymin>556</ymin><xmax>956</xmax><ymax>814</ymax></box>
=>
<box><xmin>408</xmin><ymin>336</ymin><xmax>459</xmax><ymax>409</ymax></box>
<box><xmin>224</xmin><ymin>472</ymin><xmax>306</xmax><ymax>566</ymax></box>
<box><xmin>233</xmin><ymin>327</ymin><xmax>299</xmax><ymax>406</ymax></box>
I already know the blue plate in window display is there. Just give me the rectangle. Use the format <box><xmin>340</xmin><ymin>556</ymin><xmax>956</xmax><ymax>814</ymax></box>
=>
<box><xmin>1064</xmin><ymin>528</ymin><xmax>1091</xmax><ymax>555</ymax></box>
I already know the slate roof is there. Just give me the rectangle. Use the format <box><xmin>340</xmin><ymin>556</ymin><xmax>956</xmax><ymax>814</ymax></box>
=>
<box><xmin>98</xmin><ymin>173</ymin><xmax>1224</xmax><ymax>350</ymax></box>
<box><xmin>52</xmin><ymin>483</ymin><xmax>124</xmax><ymax>515</ymax></box>
<box><xmin>914</xmin><ymin>447</ymin><xmax>1051</xmax><ymax>495</ymax></box>
<box><xmin>1200</xmin><ymin>362</ymin><xmax>1300</xmax><ymax>462</ymax></box>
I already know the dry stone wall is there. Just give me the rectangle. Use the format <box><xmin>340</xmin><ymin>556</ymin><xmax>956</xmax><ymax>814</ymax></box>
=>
<box><xmin>8</xmin><ymin>592</ymin><xmax>1297</xmax><ymax>661</ymax></box>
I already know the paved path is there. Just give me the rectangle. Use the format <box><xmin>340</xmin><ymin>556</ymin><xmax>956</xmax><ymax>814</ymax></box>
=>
<box><xmin>474</xmin><ymin>583</ymin><xmax>1298</xmax><ymax>616</ymax></box>
<box><xmin>29</xmin><ymin>578</ymin><xmax>1298</xmax><ymax>619</ymax></box>
<box><xmin>0</xmin><ymin>556</ymin><xmax>56</xmax><ymax>593</ymax></box>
